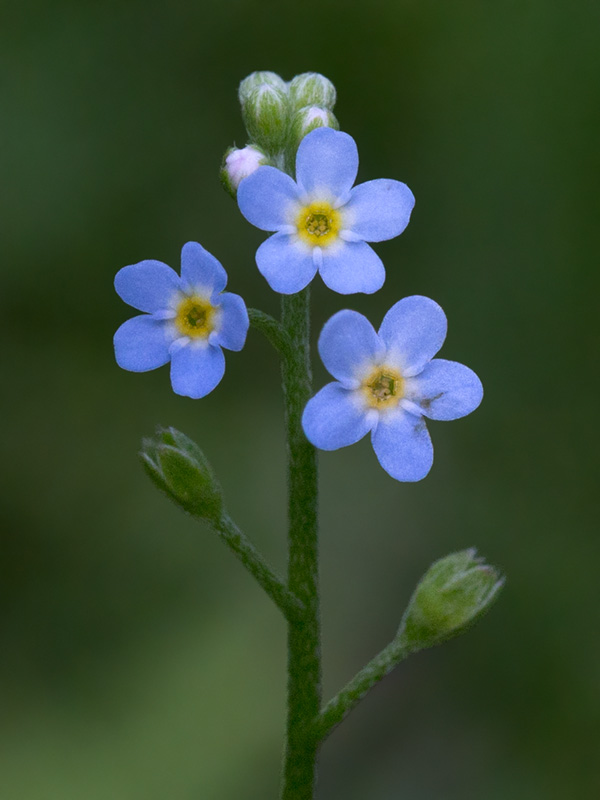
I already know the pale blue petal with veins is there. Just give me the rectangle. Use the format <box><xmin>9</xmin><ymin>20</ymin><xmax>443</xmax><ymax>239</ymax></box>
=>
<box><xmin>237</xmin><ymin>128</ymin><xmax>415</xmax><ymax>295</ymax></box>
<box><xmin>114</xmin><ymin>242</ymin><xmax>249</xmax><ymax>399</ymax></box>
<box><xmin>302</xmin><ymin>297</ymin><xmax>483</xmax><ymax>481</ymax></box>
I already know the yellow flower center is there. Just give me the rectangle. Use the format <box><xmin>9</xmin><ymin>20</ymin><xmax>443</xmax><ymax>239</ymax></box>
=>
<box><xmin>296</xmin><ymin>202</ymin><xmax>342</xmax><ymax>247</ymax></box>
<box><xmin>362</xmin><ymin>366</ymin><xmax>404</xmax><ymax>410</ymax></box>
<box><xmin>174</xmin><ymin>296</ymin><xmax>216</xmax><ymax>339</ymax></box>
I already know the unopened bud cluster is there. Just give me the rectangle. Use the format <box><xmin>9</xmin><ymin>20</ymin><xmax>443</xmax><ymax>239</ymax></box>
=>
<box><xmin>399</xmin><ymin>549</ymin><xmax>504</xmax><ymax>650</ymax></box>
<box><xmin>221</xmin><ymin>71</ymin><xmax>339</xmax><ymax>195</ymax></box>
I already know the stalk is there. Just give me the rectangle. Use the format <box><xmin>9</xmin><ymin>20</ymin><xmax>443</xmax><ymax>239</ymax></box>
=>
<box><xmin>280</xmin><ymin>288</ymin><xmax>321</xmax><ymax>800</ymax></box>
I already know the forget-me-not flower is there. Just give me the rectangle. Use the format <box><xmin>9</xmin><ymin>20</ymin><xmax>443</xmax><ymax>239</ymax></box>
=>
<box><xmin>302</xmin><ymin>296</ymin><xmax>483</xmax><ymax>481</ymax></box>
<box><xmin>237</xmin><ymin>127</ymin><xmax>415</xmax><ymax>295</ymax></box>
<box><xmin>114</xmin><ymin>242</ymin><xmax>249</xmax><ymax>399</ymax></box>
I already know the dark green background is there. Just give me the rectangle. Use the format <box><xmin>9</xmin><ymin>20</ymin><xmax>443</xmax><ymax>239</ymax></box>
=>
<box><xmin>2</xmin><ymin>1</ymin><xmax>599</xmax><ymax>797</ymax></box>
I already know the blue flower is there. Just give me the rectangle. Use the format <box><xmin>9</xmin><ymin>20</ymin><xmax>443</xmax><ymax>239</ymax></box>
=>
<box><xmin>237</xmin><ymin>127</ymin><xmax>415</xmax><ymax>295</ymax></box>
<box><xmin>114</xmin><ymin>242</ymin><xmax>249</xmax><ymax>399</ymax></box>
<box><xmin>302</xmin><ymin>296</ymin><xmax>483</xmax><ymax>481</ymax></box>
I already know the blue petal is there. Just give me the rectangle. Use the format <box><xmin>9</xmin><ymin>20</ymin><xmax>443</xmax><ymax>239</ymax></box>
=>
<box><xmin>318</xmin><ymin>309</ymin><xmax>384</xmax><ymax>385</ymax></box>
<box><xmin>295</xmin><ymin>128</ymin><xmax>358</xmax><ymax>200</ymax></box>
<box><xmin>371</xmin><ymin>409</ymin><xmax>433</xmax><ymax>482</ymax></box>
<box><xmin>114</xmin><ymin>260</ymin><xmax>180</xmax><ymax>313</ymax></box>
<box><xmin>170</xmin><ymin>343</ymin><xmax>225</xmax><ymax>399</ymax></box>
<box><xmin>319</xmin><ymin>240</ymin><xmax>385</xmax><ymax>295</ymax></box>
<box><xmin>180</xmin><ymin>242</ymin><xmax>227</xmax><ymax>293</ymax></box>
<box><xmin>237</xmin><ymin>166</ymin><xmax>301</xmax><ymax>231</ymax></box>
<box><xmin>407</xmin><ymin>358</ymin><xmax>483</xmax><ymax>420</ymax></box>
<box><xmin>302</xmin><ymin>383</ymin><xmax>374</xmax><ymax>450</ymax></box>
<box><xmin>378</xmin><ymin>296</ymin><xmax>447</xmax><ymax>376</ymax></box>
<box><xmin>114</xmin><ymin>315</ymin><xmax>172</xmax><ymax>372</ymax></box>
<box><xmin>344</xmin><ymin>179</ymin><xmax>415</xmax><ymax>242</ymax></box>
<box><xmin>256</xmin><ymin>233</ymin><xmax>317</xmax><ymax>294</ymax></box>
<box><xmin>214</xmin><ymin>293</ymin><xmax>249</xmax><ymax>352</ymax></box>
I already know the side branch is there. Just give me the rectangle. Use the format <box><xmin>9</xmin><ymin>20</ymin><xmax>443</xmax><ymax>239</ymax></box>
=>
<box><xmin>315</xmin><ymin>637</ymin><xmax>410</xmax><ymax>742</ymax></box>
<box><xmin>249</xmin><ymin>308</ymin><xmax>291</xmax><ymax>356</ymax></box>
<box><xmin>213</xmin><ymin>513</ymin><xmax>302</xmax><ymax>621</ymax></box>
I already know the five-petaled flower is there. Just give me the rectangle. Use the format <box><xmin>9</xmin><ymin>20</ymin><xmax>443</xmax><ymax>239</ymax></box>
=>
<box><xmin>237</xmin><ymin>127</ymin><xmax>415</xmax><ymax>295</ymax></box>
<box><xmin>302</xmin><ymin>296</ymin><xmax>483</xmax><ymax>481</ymax></box>
<box><xmin>114</xmin><ymin>242</ymin><xmax>249</xmax><ymax>399</ymax></box>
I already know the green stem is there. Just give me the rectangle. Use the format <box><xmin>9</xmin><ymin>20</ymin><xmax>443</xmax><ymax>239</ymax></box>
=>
<box><xmin>248</xmin><ymin>308</ymin><xmax>291</xmax><ymax>356</ymax></box>
<box><xmin>213</xmin><ymin>512</ymin><xmax>302</xmax><ymax>621</ymax></box>
<box><xmin>280</xmin><ymin>289</ymin><xmax>321</xmax><ymax>800</ymax></box>
<box><xmin>315</xmin><ymin>637</ymin><xmax>410</xmax><ymax>742</ymax></box>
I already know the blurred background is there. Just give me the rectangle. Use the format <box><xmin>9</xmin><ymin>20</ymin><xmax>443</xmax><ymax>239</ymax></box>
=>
<box><xmin>2</xmin><ymin>0</ymin><xmax>599</xmax><ymax>797</ymax></box>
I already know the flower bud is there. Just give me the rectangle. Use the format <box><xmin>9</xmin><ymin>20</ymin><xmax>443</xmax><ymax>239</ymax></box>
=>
<box><xmin>242</xmin><ymin>84</ymin><xmax>290</xmax><ymax>152</ymax></box>
<box><xmin>399</xmin><ymin>549</ymin><xmax>504</xmax><ymax>650</ymax></box>
<box><xmin>289</xmin><ymin>105</ymin><xmax>339</xmax><ymax>151</ymax></box>
<box><xmin>288</xmin><ymin>72</ymin><xmax>336</xmax><ymax>111</ymax></box>
<box><xmin>140</xmin><ymin>427</ymin><xmax>223</xmax><ymax>521</ymax></box>
<box><xmin>220</xmin><ymin>144</ymin><xmax>269</xmax><ymax>197</ymax></box>
<box><xmin>238</xmin><ymin>71</ymin><xmax>287</xmax><ymax>106</ymax></box>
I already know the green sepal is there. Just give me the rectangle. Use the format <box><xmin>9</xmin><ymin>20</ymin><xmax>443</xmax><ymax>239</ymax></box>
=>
<box><xmin>140</xmin><ymin>427</ymin><xmax>223</xmax><ymax>521</ymax></box>
<box><xmin>289</xmin><ymin>105</ymin><xmax>339</xmax><ymax>154</ymax></box>
<box><xmin>288</xmin><ymin>72</ymin><xmax>336</xmax><ymax>111</ymax></box>
<box><xmin>220</xmin><ymin>146</ymin><xmax>240</xmax><ymax>198</ymax></box>
<box><xmin>242</xmin><ymin>84</ymin><xmax>290</xmax><ymax>153</ymax></box>
<box><xmin>238</xmin><ymin>71</ymin><xmax>287</xmax><ymax>106</ymax></box>
<box><xmin>399</xmin><ymin>549</ymin><xmax>504</xmax><ymax>651</ymax></box>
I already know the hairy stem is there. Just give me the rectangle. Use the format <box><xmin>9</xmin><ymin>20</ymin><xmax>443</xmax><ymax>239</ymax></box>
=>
<box><xmin>280</xmin><ymin>289</ymin><xmax>321</xmax><ymax>800</ymax></box>
<box><xmin>316</xmin><ymin>637</ymin><xmax>410</xmax><ymax>742</ymax></box>
<box><xmin>213</xmin><ymin>513</ymin><xmax>302</xmax><ymax>621</ymax></box>
<box><xmin>248</xmin><ymin>307</ymin><xmax>291</xmax><ymax>356</ymax></box>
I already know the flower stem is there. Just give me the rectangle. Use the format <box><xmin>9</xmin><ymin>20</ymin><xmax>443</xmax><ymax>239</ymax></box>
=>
<box><xmin>212</xmin><ymin>512</ymin><xmax>302</xmax><ymax>621</ymax></box>
<box><xmin>248</xmin><ymin>307</ymin><xmax>291</xmax><ymax>356</ymax></box>
<box><xmin>315</xmin><ymin>637</ymin><xmax>410</xmax><ymax>742</ymax></box>
<box><xmin>280</xmin><ymin>289</ymin><xmax>321</xmax><ymax>800</ymax></box>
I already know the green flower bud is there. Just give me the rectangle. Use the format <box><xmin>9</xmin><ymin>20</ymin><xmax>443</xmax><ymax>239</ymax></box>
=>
<box><xmin>242</xmin><ymin>84</ymin><xmax>290</xmax><ymax>152</ymax></box>
<box><xmin>140</xmin><ymin>427</ymin><xmax>223</xmax><ymax>521</ymax></box>
<box><xmin>220</xmin><ymin>144</ymin><xmax>269</xmax><ymax>197</ymax></box>
<box><xmin>238</xmin><ymin>71</ymin><xmax>287</xmax><ymax>106</ymax></box>
<box><xmin>288</xmin><ymin>72</ymin><xmax>337</xmax><ymax>111</ymax></box>
<box><xmin>289</xmin><ymin>105</ymin><xmax>339</xmax><ymax>151</ymax></box>
<box><xmin>399</xmin><ymin>549</ymin><xmax>504</xmax><ymax>651</ymax></box>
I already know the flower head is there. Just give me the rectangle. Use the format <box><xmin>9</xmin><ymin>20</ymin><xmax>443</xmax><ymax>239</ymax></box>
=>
<box><xmin>114</xmin><ymin>242</ymin><xmax>249</xmax><ymax>399</ymax></box>
<box><xmin>302</xmin><ymin>296</ymin><xmax>483</xmax><ymax>481</ymax></box>
<box><xmin>237</xmin><ymin>127</ymin><xmax>415</xmax><ymax>295</ymax></box>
